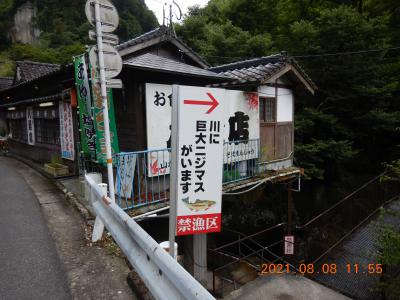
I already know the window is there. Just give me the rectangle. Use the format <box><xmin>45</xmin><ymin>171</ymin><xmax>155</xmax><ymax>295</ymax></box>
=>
<box><xmin>259</xmin><ymin>97</ymin><xmax>276</xmax><ymax>122</ymax></box>
<box><xmin>9</xmin><ymin>119</ymin><xmax>27</xmax><ymax>142</ymax></box>
<box><xmin>34</xmin><ymin>118</ymin><xmax>60</xmax><ymax>145</ymax></box>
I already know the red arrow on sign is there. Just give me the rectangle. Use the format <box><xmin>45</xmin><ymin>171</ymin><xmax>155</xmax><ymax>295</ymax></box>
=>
<box><xmin>183</xmin><ymin>92</ymin><xmax>219</xmax><ymax>114</ymax></box>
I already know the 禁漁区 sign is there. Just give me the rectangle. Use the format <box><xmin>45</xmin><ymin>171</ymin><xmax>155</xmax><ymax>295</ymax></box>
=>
<box><xmin>171</xmin><ymin>85</ymin><xmax>226</xmax><ymax>236</ymax></box>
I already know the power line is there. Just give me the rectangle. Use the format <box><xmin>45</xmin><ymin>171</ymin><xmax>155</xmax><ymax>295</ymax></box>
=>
<box><xmin>185</xmin><ymin>46</ymin><xmax>400</xmax><ymax>61</ymax></box>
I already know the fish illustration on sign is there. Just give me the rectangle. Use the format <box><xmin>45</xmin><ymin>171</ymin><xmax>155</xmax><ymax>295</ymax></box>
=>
<box><xmin>182</xmin><ymin>197</ymin><xmax>216</xmax><ymax>212</ymax></box>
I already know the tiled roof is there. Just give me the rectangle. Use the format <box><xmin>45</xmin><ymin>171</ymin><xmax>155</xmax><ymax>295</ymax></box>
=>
<box><xmin>117</xmin><ymin>26</ymin><xmax>209</xmax><ymax>68</ymax></box>
<box><xmin>124</xmin><ymin>53</ymin><xmax>230</xmax><ymax>80</ymax></box>
<box><xmin>208</xmin><ymin>53</ymin><xmax>316</xmax><ymax>91</ymax></box>
<box><xmin>0</xmin><ymin>77</ymin><xmax>13</xmax><ymax>91</ymax></box>
<box><xmin>117</xmin><ymin>26</ymin><xmax>168</xmax><ymax>51</ymax></box>
<box><xmin>15</xmin><ymin>61</ymin><xmax>60</xmax><ymax>83</ymax></box>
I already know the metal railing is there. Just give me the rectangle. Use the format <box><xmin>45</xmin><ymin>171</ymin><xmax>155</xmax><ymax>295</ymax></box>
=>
<box><xmin>115</xmin><ymin>149</ymin><xmax>171</xmax><ymax>210</ymax></box>
<box><xmin>85</xmin><ymin>174</ymin><xmax>215</xmax><ymax>300</ymax></box>
<box><xmin>208</xmin><ymin>223</ymin><xmax>299</xmax><ymax>296</ymax></box>
<box><xmin>223</xmin><ymin>139</ymin><xmax>260</xmax><ymax>185</ymax></box>
<box><xmin>114</xmin><ymin>139</ymin><xmax>261</xmax><ymax>210</ymax></box>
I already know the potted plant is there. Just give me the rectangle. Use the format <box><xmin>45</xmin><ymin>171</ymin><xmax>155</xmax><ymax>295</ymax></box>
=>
<box><xmin>44</xmin><ymin>153</ymin><xmax>69</xmax><ymax>177</ymax></box>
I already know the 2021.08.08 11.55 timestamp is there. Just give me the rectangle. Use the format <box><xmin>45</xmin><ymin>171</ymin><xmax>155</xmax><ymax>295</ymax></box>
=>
<box><xmin>259</xmin><ymin>263</ymin><xmax>384</xmax><ymax>275</ymax></box>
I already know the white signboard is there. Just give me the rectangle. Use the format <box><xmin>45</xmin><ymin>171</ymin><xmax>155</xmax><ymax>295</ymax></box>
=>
<box><xmin>145</xmin><ymin>83</ymin><xmax>172</xmax><ymax>177</ymax></box>
<box><xmin>145</xmin><ymin>84</ymin><xmax>260</xmax><ymax>175</ymax></box>
<box><xmin>284</xmin><ymin>235</ymin><xmax>295</xmax><ymax>255</ymax></box>
<box><xmin>172</xmin><ymin>85</ymin><xmax>225</xmax><ymax>236</ymax></box>
<box><xmin>26</xmin><ymin>106</ymin><xmax>35</xmax><ymax>145</ymax></box>
<box><xmin>115</xmin><ymin>153</ymin><xmax>137</xmax><ymax>199</ymax></box>
<box><xmin>223</xmin><ymin>91</ymin><xmax>259</xmax><ymax>163</ymax></box>
<box><xmin>59</xmin><ymin>101</ymin><xmax>75</xmax><ymax>160</ymax></box>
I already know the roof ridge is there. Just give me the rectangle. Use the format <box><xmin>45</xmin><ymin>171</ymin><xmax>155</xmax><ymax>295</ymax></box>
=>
<box><xmin>16</xmin><ymin>60</ymin><xmax>60</xmax><ymax>67</ymax></box>
<box><xmin>209</xmin><ymin>53</ymin><xmax>286</xmax><ymax>71</ymax></box>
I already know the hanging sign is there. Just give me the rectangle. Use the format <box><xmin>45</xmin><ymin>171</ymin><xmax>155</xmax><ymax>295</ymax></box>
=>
<box><xmin>171</xmin><ymin>85</ymin><xmax>226</xmax><ymax>236</ymax></box>
<box><xmin>74</xmin><ymin>55</ymin><xmax>96</xmax><ymax>157</ymax></box>
<box><xmin>284</xmin><ymin>235</ymin><xmax>295</xmax><ymax>255</ymax></box>
<box><xmin>59</xmin><ymin>101</ymin><xmax>75</xmax><ymax>160</ymax></box>
<box><xmin>26</xmin><ymin>106</ymin><xmax>35</xmax><ymax>145</ymax></box>
<box><xmin>90</xmin><ymin>65</ymin><xmax>120</xmax><ymax>166</ymax></box>
<box><xmin>115</xmin><ymin>153</ymin><xmax>137</xmax><ymax>199</ymax></box>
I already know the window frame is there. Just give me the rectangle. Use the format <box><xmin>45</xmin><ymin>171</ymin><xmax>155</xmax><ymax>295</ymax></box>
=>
<box><xmin>259</xmin><ymin>97</ymin><xmax>276</xmax><ymax>123</ymax></box>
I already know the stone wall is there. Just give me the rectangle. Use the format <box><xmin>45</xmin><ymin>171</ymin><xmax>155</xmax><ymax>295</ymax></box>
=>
<box><xmin>9</xmin><ymin>1</ymin><xmax>40</xmax><ymax>45</ymax></box>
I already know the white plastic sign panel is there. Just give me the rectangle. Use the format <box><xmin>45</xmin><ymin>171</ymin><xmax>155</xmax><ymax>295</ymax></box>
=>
<box><xmin>26</xmin><ymin>106</ymin><xmax>35</xmax><ymax>145</ymax></box>
<box><xmin>59</xmin><ymin>101</ymin><xmax>75</xmax><ymax>160</ymax></box>
<box><xmin>145</xmin><ymin>83</ymin><xmax>172</xmax><ymax>177</ymax></box>
<box><xmin>223</xmin><ymin>91</ymin><xmax>260</xmax><ymax>163</ymax></box>
<box><xmin>172</xmin><ymin>85</ymin><xmax>226</xmax><ymax>236</ymax></box>
<box><xmin>145</xmin><ymin>84</ymin><xmax>260</xmax><ymax>175</ymax></box>
<box><xmin>85</xmin><ymin>0</ymin><xmax>119</xmax><ymax>33</ymax></box>
<box><xmin>284</xmin><ymin>235</ymin><xmax>295</xmax><ymax>255</ymax></box>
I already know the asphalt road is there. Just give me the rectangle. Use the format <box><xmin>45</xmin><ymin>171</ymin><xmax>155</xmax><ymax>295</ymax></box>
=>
<box><xmin>0</xmin><ymin>157</ymin><xmax>71</xmax><ymax>299</ymax></box>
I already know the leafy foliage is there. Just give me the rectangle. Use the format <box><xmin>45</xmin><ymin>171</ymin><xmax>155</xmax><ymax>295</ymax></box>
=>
<box><xmin>0</xmin><ymin>0</ymin><xmax>158</xmax><ymax>74</ymax></box>
<box><xmin>177</xmin><ymin>0</ymin><xmax>400</xmax><ymax>180</ymax></box>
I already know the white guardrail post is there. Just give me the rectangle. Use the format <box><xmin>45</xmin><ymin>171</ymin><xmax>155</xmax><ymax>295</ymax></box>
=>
<box><xmin>85</xmin><ymin>174</ymin><xmax>215</xmax><ymax>300</ymax></box>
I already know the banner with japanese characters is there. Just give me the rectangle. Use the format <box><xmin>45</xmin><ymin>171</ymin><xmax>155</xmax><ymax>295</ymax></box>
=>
<box><xmin>115</xmin><ymin>153</ymin><xmax>137</xmax><ymax>199</ymax></box>
<box><xmin>73</xmin><ymin>55</ymin><xmax>96</xmax><ymax>157</ymax></box>
<box><xmin>145</xmin><ymin>83</ymin><xmax>172</xmax><ymax>177</ymax></box>
<box><xmin>172</xmin><ymin>85</ymin><xmax>226</xmax><ymax>236</ymax></box>
<box><xmin>223</xmin><ymin>91</ymin><xmax>259</xmax><ymax>163</ymax></box>
<box><xmin>90</xmin><ymin>65</ymin><xmax>120</xmax><ymax>166</ymax></box>
<box><xmin>146</xmin><ymin>84</ymin><xmax>259</xmax><ymax>176</ymax></box>
<box><xmin>26</xmin><ymin>106</ymin><xmax>35</xmax><ymax>145</ymax></box>
<box><xmin>59</xmin><ymin>101</ymin><xmax>75</xmax><ymax>160</ymax></box>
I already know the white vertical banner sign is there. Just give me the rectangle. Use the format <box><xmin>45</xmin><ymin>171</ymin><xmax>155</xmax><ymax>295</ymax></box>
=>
<box><xmin>59</xmin><ymin>101</ymin><xmax>75</xmax><ymax>160</ymax></box>
<box><xmin>170</xmin><ymin>85</ymin><xmax>226</xmax><ymax>240</ymax></box>
<box><xmin>26</xmin><ymin>106</ymin><xmax>35</xmax><ymax>145</ymax></box>
<box><xmin>115</xmin><ymin>153</ymin><xmax>136</xmax><ymax>199</ymax></box>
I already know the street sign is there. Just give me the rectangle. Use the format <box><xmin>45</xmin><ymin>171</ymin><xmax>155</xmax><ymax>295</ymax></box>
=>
<box><xmin>170</xmin><ymin>85</ymin><xmax>226</xmax><ymax>236</ymax></box>
<box><xmin>89</xmin><ymin>44</ymin><xmax>122</xmax><ymax>79</ymax></box>
<box><xmin>89</xmin><ymin>30</ymin><xmax>119</xmax><ymax>45</ymax></box>
<box><xmin>106</xmin><ymin>78</ymin><xmax>122</xmax><ymax>89</ymax></box>
<box><xmin>284</xmin><ymin>235</ymin><xmax>295</xmax><ymax>255</ymax></box>
<box><xmin>85</xmin><ymin>0</ymin><xmax>119</xmax><ymax>33</ymax></box>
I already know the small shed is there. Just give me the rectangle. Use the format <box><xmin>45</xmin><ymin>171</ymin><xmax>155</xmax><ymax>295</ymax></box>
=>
<box><xmin>209</xmin><ymin>53</ymin><xmax>316</xmax><ymax>171</ymax></box>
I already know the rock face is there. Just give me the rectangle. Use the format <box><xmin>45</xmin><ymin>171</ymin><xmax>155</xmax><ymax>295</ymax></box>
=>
<box><xmin>9</xmin><ymin>1</ymin><xmax>40</xmax><ymax>45</ymax></box>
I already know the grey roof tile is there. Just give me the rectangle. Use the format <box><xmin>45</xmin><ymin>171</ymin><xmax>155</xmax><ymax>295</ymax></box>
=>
<box><xmin>0</xmin><ymin>77</ymin><xmax>13</xmax><ymax>91</ymax></box>
<box><xmin>124</xmin><ymin>53</ymin><xmax>230</xmax><ymax>80</ymax></box>
<box><xmin>15</xmin><ymin>61</ymin><xmax>60</xmax><ymax>83</ymax></box>
<box><xmin>208</xmin><ymin>53</ymin><xmax>316</xmax><ymax>90</ymax></box>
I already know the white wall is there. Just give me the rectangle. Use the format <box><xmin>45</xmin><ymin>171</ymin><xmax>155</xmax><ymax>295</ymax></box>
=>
<box><xmin>257</xmin><ymin>85</ymin><xmax>293</xmax><ymax>122</ymax></box>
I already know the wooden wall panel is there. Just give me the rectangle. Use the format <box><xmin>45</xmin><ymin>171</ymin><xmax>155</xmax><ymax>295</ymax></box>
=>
<box><xmin>260</xmin><ymin>123</ymin><xmax>275</xmax><ymax>162</ymax></box>
<box><xmin>276</xmin><ymin>123</ymin><xmax>293</xmax><ymax>159</ymax></box>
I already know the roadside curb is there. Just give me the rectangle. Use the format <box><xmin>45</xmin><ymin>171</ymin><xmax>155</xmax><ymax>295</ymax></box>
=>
<box><xmin>5</xmin><ymin>153</ymin><xmax>94</xmax><ymax>222</ymax></box>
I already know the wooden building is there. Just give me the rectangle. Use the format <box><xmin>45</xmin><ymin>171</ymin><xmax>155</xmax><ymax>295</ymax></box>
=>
<box><xmin>0</xmin><ymin>26</ymin><xmax>315</xmax><ymax>196</ymax></box>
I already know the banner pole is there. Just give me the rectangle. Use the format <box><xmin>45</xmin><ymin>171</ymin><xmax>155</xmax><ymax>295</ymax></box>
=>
<box><xmin>94</xmin><ymin>0</ymin><xmax>115</xmax><ymax>202</ymax></box>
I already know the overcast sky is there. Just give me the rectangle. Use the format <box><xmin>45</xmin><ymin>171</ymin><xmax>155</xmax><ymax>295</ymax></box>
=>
<box><xmin>145</xmin><ymin>0</ymin><xmax>209</xmax><ymax>24</ymax></box>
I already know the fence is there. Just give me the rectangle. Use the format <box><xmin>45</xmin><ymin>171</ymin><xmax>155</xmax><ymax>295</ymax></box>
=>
<box><xmin>208</xmin><ymin>223</ymin><xmax>299</xmax><ymax>297</ymax></box>
<box><xmin>85</xmin><ymin>174</ymin><xmax>215</xmax><ymax>300</ymax></box>
<box><xmin>115</xmin><ymin>139</ymin><xmax>261</xmax><ymax>210</ymax></box>
<box><xmin>223</xmin><ymin>139</ymin><xmax>260</xmax><ymax>185</ymax></box>
<box><xmin>115</xmin><ymin>149</ymin><xmax>171</xmax><ymax>210</ymax></box>
<box><xmin>295</xmin><ymin>173</ymin><xmax>400</xmax><ymax>264</ymax></box>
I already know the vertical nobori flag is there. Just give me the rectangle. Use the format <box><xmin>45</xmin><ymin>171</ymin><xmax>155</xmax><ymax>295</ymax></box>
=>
<box><xmin>90</xmin><ymin>63</ymin><xmax>120</xmax><ymax>166</ymax></box>
<box><xmin>74</xmin><ymin>55</ymin><xmax>97</xmax><ymax>157</ymax></box>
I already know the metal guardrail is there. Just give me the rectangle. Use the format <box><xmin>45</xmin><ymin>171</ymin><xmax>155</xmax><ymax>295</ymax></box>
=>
<box><xmin>114</xmin><ymin>139</ymin><xmax>261</xmax><ymax>210</ymax></box>
<box><xmin>85</xmin><ymin>174</ymin><xmax>215</xmax><ymax>300</ymax></box>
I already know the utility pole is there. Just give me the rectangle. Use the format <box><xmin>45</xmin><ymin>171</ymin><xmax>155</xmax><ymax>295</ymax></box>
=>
<box><xmin>93</xmin><ymin>0</ymin><xmax>115</xmax><ymax>201</ymax></box>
